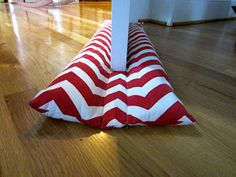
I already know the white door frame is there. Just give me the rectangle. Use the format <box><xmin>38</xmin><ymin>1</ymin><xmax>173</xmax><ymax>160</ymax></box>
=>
<box><xmin>111</xmin><ymin>0</ymin><xmax>131</xmax><ymax>71</ymax></box>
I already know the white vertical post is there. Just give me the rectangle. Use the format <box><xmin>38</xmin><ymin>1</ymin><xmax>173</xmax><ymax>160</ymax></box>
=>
<box><xmin>111</xmin><ymin>0</ymin><xmax>131</xmax><ymax>71</ymax></box>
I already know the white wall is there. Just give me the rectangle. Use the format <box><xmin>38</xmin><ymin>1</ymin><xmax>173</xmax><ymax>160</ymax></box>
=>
<box><xmin>172</xmin><ymin>0</ymin><xmax>236</xmax><ymax>23</ymax></box>
<box><xmin>129</xmin><ymin>0</ymin><xmax>152</xmax><ymax>22</ymax></box>
<box><xmin>150</xmin><ymin>0</ymin><xmax>175</xmax><ymax>25</ymax></box>
<box><xmin>130</xmin><ymin>0</ymin><xmax>236</xmax><ymax>25</ymax></box>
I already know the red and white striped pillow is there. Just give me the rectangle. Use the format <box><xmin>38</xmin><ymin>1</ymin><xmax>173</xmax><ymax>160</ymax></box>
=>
<box><xmin>29</xmin><ymin>21</ymin><xmax>195</xmax><ymax>128</ymax></box>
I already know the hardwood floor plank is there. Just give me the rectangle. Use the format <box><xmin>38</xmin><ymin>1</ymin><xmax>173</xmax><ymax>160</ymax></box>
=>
<box><xmin>0</xmin><ymin>43</ymin><xmax>35</xmax><ymax>95</ymax></box>
<box><xmin>118</xmin><ymin>126</ymin><xmax>236</xmax><ymax>177</ymax></box>
<box><xmin>0</xmin><ymin>91</ymin><xmax>32</xmax><ymax>177</ymax></box>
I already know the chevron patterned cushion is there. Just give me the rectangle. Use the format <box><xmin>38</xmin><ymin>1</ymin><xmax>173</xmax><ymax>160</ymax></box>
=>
<box><xmin>29</xmin><ymin>21</ymin><xmax>195</xmax><ymax>129</ymax></box>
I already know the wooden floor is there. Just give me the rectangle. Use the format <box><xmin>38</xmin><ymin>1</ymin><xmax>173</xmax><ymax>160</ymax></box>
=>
<box><xmin>0</xmin><ymin>2</ymin><xmax>236</xmax><ymax>177</ymax></box>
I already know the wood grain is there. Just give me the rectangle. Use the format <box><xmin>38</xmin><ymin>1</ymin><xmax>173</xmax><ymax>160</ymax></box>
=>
<box><xmin>0</xmin><ymin>2</ymin><xmax>236</xmax><ymax>177</ymax></box>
